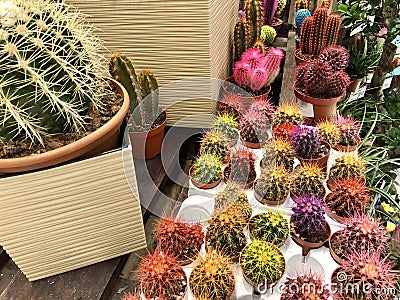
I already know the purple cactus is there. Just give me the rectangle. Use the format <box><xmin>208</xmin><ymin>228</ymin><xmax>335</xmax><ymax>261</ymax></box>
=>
<box><xmin>291</xmin><ymin>195</ymin><xmax>328</xmax><ymax>243</ymax></box>
<box><xmin>263</xmin><ymin>0</ymin><xmax>278</xmax><ymax>26</ymax></box>
<box><xmin>327</xmin><ymin>71</ymin><xmax>350</xmax><ymax>97</ymax></box>
<box><xmin>234</xmin><ymin>61</ymin><xmax>251</xmax><ymax>88</ymax></box>
<box><xmin>238</xmin><ymin>10</ymin><xmax>246</xmax><ymax>20</ymax></box>
<box><xmin>241</xmin><ymin>48</ymin><xmax>263</xmax><ymax>69</ymax></box>
<box><xmin>304</xmin><ymin>59</ymin><xmax>332</xmax><ymax>97</ymax></box>
<box><xmin>318</xmin><ymin>45</ymin><xmax>349</xmax><ymax>73</ymax></box>
<box><xmin>289</xmin><ymin>125</ymin><xmax>322</xmax><ymax>159</ymax></box>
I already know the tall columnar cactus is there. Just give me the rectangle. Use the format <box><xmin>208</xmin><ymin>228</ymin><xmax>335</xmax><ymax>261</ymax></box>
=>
<box><xmin>240</xmin><ymin>240</ymin><xmax>286</xmax><ymax>285</ymax></box>
<box><xmin>316</xmin><ymin>119</ymin><xmax>340</xmax><ymax>146</ymax></box>
<box><xmin>213</xmin><ymin>113</ymin><xmax>239</xmax><ymax>143</ymax></box>
<box><xmin>291</xmin><ymin>194</ymin><xmax>329</xmax><ymax>243</ymax></box>
<box><xmin>240</xmin><ymin>109</ymin><xmax>269</xmax><ymax>144</ymax></box>
<box><xmin>138</xmin><ymin>250</ymin><xmax>187</xmax><ymax>299</ymax></box>
<box><xmin>189</xmin><ymin>250</ymin><xmax>235</xmax><ymax>300</ymax></box>
<box><xmin>262</xmin><ymin>0</ymin><xmax>278</xmax><ymax>26</ymax></box>
<box><xmin>246</xmin><ymin>0</ymin><xmax>264</xmax><ymax>46</ymax></box>
<box><xmin>0</xmin><ymin>0</ymin><xmax>110</xmax><ymax>144</ymax></box>
<box><xmin>228</xmin><ymin>147</ymin><xmax>257</xmax><ymax>186</ymax></box>
<box><xmin>295</xmin><ymin>0</ymin><xmax>311</xmax><ymax>11</ymax></box>
<box><xmin>275</xmin><ymin>0</ymin><xmax>287</xmax><ymax>18</ymax></box>
<box><xmin>260</xmin><ymin>25</ymin><xmax>277</xmax><ymax>46</ymax></box>
<box><xmin>191</xmin><ymin>153</ymin><xmax>223</xmax><ymax>185</ymax></box>
<box><xmin>289</xmin><ymin>125</ymin><xmax>322</xmax><ymax>159</ymax></box>
<box><xmin>234</xmin><ymin>11</ymin><xmax>251</xmax><ymax>64</ymax></box>
<box><xmin>199</xmin><ymin>130</ymin><xmax>230</xmax><ymax>162</ymax></box>
<box><xmin>318</xmin><ymin>45</ymin><xmax>349</xmax><ymax>72</ymax></box>
<box><xmin>295</xmin><ymin>9</ymin><xmax>311</xmax><ymax>35</ymax></box>
<box><xmin>249</xmin><ymin>99</ymin><xmax>275</xmax><ymax>122</ymax></box>
<box><xmin>254</xmin><ymin>165</ymin><xmax>292</xmax><ymax>203</ymax></box>
<box><xmin>137</xmin><ymin>69</ymin><xmax>159</xmax><ymax>126</ymax></box>
<box><xmin>329</xmin><ymin>153</ymin><xmax>366</xmax><ymax>181</ymax></box>
<box><xmin>272</xmin><ymin>102</ymin><xmax>304</xmax><ymax>127</ymax></box>
<box><xmin>291</xmin><ymin>163</ymin><xmax>326</xmax><ymax>197</ymax></box>
<box><xmin>325</xmin><ymin>178</ymin><xmax>371</xmax><ymax>219</ymax></box>
<box><xmin>263</xmin><ymin>48</ymin><xmax>285</xmax><ymax>86</ymax></box>
<box><xmin>299</xmin><ymin>17</ymin><xmax>313</xmax><ymax>55</ymax></box>
<box><xmin>335</xmin><ymin>116</ymin><xmax>361</xmax><ymax>146</ymax></box>
<box><xmin>262</xmin><ymin>138</ymin><xmax>295</xmax><ymax>170</ymax></box>
<box><xmin>281</xmin><ymin>271</ymin><xmax>331</xmax><ymax>299</ymax></box>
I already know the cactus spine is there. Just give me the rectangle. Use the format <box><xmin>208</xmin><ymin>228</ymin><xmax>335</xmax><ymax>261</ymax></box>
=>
<box><xmin>289</xmin><ymin>125</ymin><xmax>323</xmax><ymax>159</ymax></box>
<box><xmin>329</xmin><ymin>153</ymin><xmax>366</xmax><ymax>181</ymax></box>
<box><xmin>234</xmin><ymin>11</ymin><xmax>251</xmax><ymax>64</ymax></box>
<box><xmin>227</xmin><ymin>147</ymin><xmax>257</xmax><ymax>186</ymax></box>
<box><xmin>199</xmin><ymin>131</ymin><xmax>230</xmax><ymax>162</ymax></box>
<box><xmin>262</xmin><ymin>138</ymin><xmax>295</xmax><ymax>170</ymax></box>
<box><xmin>316</xmin><ymin>119</ymin><xmax>340</xmax><ymax>146</ymax></box>
<box><xmin>213</xmin><ymin>113</ymin><xmax>239</xmax><ymax>143</ymax></box>
<box><xmin>262</xmin><ymin>0</ymin><xmax>278</xmax><ymax>26</ymax></box>
<box><xmin>246</xmin><ymin>0</ymin><xmax>264</xmax><ymax>46</ymax></box>
<box><xmin>240</xmin><ymin>109</ymin><xmax>269</xmax><ymax>144</ymax></box>
<box><xmin>272</xmin><ymin>102</ymin><xmax>304</xmax><ymax>127</ymax></box>
<box><xmin>282</xmin><ymin>271</ymin><xmax>331</xmax><ymax>299</ymax></box>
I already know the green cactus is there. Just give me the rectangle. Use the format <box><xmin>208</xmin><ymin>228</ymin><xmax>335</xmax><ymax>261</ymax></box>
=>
<box><xmin>291</xmin><ymin>163</ymin><xmax>326</xmax><ymax>198</ymax></box>
<box><xmin>191</xmin><ymin>153</ymin><xmax>223</xmax><ymax>185</ymax></box>
<box><xmin>254</xmin><ymin>165</ymin><xmax>291</xmax><ymax>204</ymax></box>
<box><xmin>260</xmin><ymin>25</ymin><xmax>277</xmax><ymax>46</ymax></box>
<box><xmin>316</xmin><ymin>119</ymin><xmax>340</xmax><ymax>146</ymax></box>
<box><xmin>199</xmin><ymin>130</ymin><xmax>230</xmax><ymax>162</ymax></box>
<box><xmin>0</xmin><ymin>0</ymin><xmax>111</xmax><ymax>145</ymax></box>
<box><xmin>262</xmin><ymin>138</ymin><xmax>295</xmax><ymax>171</ymax></box>
<box><xmin>295</xmin><ymin>0</ymin><xmax>311</xmax><ymax>10</ymax></box>
<box><xmin>329</xmin><ymin>153</ymin><xmax>366</xmax><ymax>182</ymax></box>
<box><xmin>245</xmin><ymin>0</ymin><xmax>264</xmax><ymax>46</ymax></box>
<box><xmin>137</xmin><ymin>69</ymin><xmax>159</xmax><ymax>126</ymax></box>
<box><xmin>275</xmin><ymin>0</ymin><xmax>287</xmax><ymax>18</ymax></box>
<box><xmin>234</xmin><ymin>12</ymin><xmax>251</xmax><ymax>63</ymax></box>
<box><xmin>240</xmin><ymin>240</ymin><xmax>286</xmax><ymax>286</ymax></box>
<box><xmin>212</xmin><ymin>113</ymin><xmax>239</xmax><ymax>143</ymax></box>
<box><xmin>253</xmin><ymin>39</ymin><xmax>268</xmax><ymax>54</ymax></box>
<box><xmin>249</xmin><ymin>211</ymin><xmax>290</xmax><ymax>246</ymax></box>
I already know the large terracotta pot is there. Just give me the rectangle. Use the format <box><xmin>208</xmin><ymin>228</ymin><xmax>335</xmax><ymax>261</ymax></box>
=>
<box><xmin>129</xmin><ymin>111</ymin><xmax>167</xmax><ymax>159</ymax></box>
<box><xmin>294</xmin><ymin>85</ymin><xmax>345</xmax><ymax>121</ymax></box>
<box><xmin>0</xmin><ymin>79</ymin><xmax>129</xmax><ymax>174</ymax></box>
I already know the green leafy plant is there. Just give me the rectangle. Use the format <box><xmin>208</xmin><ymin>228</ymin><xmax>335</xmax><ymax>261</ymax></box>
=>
<box><xmin>249</xmin><ymin>211</ymin><xmax>289</xmax><ymax>246</ymax></box>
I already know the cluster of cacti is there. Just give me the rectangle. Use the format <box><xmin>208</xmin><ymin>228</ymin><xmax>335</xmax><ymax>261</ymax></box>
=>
<box><xmin>191</xmin><ymin>153</ymin><xmax>223</xmax><ymax>184</ymax></box>
<box><xmin>272</xmin><ymin>103</ymin><xmax>304</xmax><ymax>127</ymax></box>
<box><xmin>227</xmin><ymin>147</ymin><xmax>257</xmax><ymax>186</ymax></box>
<box><xmin>234</xmin><ymin>11</ymin><xmax>251</xmax><ymax>64</ymax></box>
<box><xmin>291</xmin><ymin>163</ymin><xmax>326</xmax><ymax>197</ymax></box>
<box><xmin>262</xmin><ymin>138</ymin><xmax>295</xmax><ymax>170</ymax></box>
<box><xmin>138</xmin><ymin>250</ymin><xmax>187</xmax><ymax>299</ymax></box>
<box><xmin>275</xmin><ymin>0</ymin><xmax>287</xmax><ymax>18</ymax></box>
<box><xmin>262</xmin><ymin>0</ymin><xmax>278</xmax><ymax>26</ymax></box>
<box><xmin>213</xmin><ymin>113</ymin><xmax>239</xmax><ymax>143</ymax></box>
<box><xmin>199</xmin><ymin>131</ymin><xmax>230</xmax><ymax>162</ymax></box>
<box><xmin>335</xmin><ymin>116</ymin><xmax>361</xmax><ymax>146</ymax></box>
<box><xmin>316</xmin><ymin>119</ymin><xmax>340</xmax><ymax>146</ymax></box>
<box><xmin>260</xmin><ymin>25</ymin><xmax>277</xmax><ymax>46</ymax></box>
<box><xmin>298</xmin><ymin>7</ymin><xmax>342</xmax><ymax>58</ymax></box>
<box><xmin>295</xmin><ymin>9</ymin><xmax>311</xmax><ymax>35</ymax></box>
<box><xmin>331</xmin><ymin>250</ymin><xmax>397</xmax><ymax>300</ymax></box>
<box><xmin>329</xmin><ymin>153</ymin><xmax>366</xmax><ymax>181</ymax></box>
<box><xmin>295</xmin><ymin>0</ymin><xmax>311</xmax><ymax>11</ymax></box>
<box><xmin>246</xmin><ymin>0</ymin><xmax>264</xmax><ymax>46</ymax></box>
<box><xmin>249</xmin><ymin>211</ymin><xmax>290</xmax><ymax>246</ymax></box>
<box><xmin>189</xmin><ymin>250</ymin><xmax>235</xmax><ymax>300</ymax></box>
<box><xmin>155</xmin><ymin>217</ymin><xmax>204</xmax><ymax>263</ymax></box>
<box><xmin>291</xmin><ymin>194</ymin><xmax>329</xmax><ymax>243</ymax></box>
<box><xmin>240</xmin><ymin>109</ymin><xmax>269</xmax><ymax>144</ymax></box>
<box><xmin>254</xmin><ymin>165</ymin><xmax>291</xmax><ymax>203</ymax></box>
<box><xmin>318</xmin><ymin>46</ymin><xmax>349</xmax><ymax>73</ymax></box>
<box><xmin>206</xmin><ymin>206</ymin><xmax>247</xmax><ymax>257</ymax></box>
<box><xmin>240</xmin><ymin>240</ymin><xmax>285</xmax><ymax>285</ymax></box>
<box><xmin>330</xmin><ymin>213</ymin><xmax>389</xmax><ymax>261</ymax></box>
<box><xmin>249</xmin><ymin>99</ymin><xmax>275</xmax><ymax>122</ymax></box>
<box><xmin>0</xmin><ymin>0</ymin><xmax>110</xmax><ymax>144</ymax></box>
<box><xmin>325</xmin><ymin>178</ymin><xmax>371</xmax><ymax>219</ymax></box>
<box><xmin>281</xmin><ymin>271</ymin><xmax>331</xmax><ymax>299</ymax></box>
<box><xmin>216</xmin><ymin>94</ymin><xmax>244</xmax><ymax>118</ymax></box>
<box><xmin>234</xmin><ymin>48</ymin><xmax>284</xmax><ymax>93</ymax></box>
<box><xmin>110</xmin><ymin>55</ymin><xmax>159</xmax><ymax>130</ymax></box>
<box><xmin>289</xmin><ymin>125</ymin><xmax>323</xmax><ymax>159</ymax></box>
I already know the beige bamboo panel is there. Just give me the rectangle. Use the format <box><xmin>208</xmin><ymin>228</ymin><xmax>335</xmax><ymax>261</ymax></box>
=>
<box><xmin>0</xmin><ymin>147</ymin><xmax>146</xmax><ymax>281</ymax></box>
<box><xmin>67</xmin><ymin>0</ymin><xmax>238</xmax><ymax>127</ymax></box>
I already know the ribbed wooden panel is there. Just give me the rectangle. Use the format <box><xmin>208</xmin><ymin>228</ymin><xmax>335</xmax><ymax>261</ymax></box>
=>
<box><xmin>0</xmin><ymin>147</ymin><xmax>146</xmax><ymax>281</ymax></box>
<box><xmin>67</xmin><ymin>0</ymin><xmax>238</xmax><ymax>127</ymax></box>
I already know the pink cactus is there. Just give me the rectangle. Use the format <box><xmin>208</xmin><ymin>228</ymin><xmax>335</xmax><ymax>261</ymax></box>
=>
<box><xmin>250</xmin><ymin>68</ymin><xmax>269</xmax><ymax>91</ymax></box>
<box><xmin>264</xmin><ymin>48</ymin><xmax>284</xmax><ymax>86</ymax></box>
<box><xmin>234</xmin><ymin>61</ymin><xmax>251</xmax><ymax>88</ymax></box>
<box><xmin>241</xmin><ymin>48</ymin><xmax>264</xmax><ymax>69</ymax></box>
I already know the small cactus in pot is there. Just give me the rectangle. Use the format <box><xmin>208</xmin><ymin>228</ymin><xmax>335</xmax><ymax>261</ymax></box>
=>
<box><xmin>260</xmin><ymin>25</ymin><xmax>277</xmax><ymax>46</ymax></box>
<box><xmin>190</xmin><ymin>153</ymin><xmax>223</xmax><ymax>189</ymax></box>
<box><xmin>215</xmin><ymin>182</ymin><xmax>252</xmax><ymax>221</ymax></box>
<box><xmin>213</xmin><ymin>113</ymin><xmax>239</xmax><ymax>145</ymax></box>
<box><xmin>249</xmin><ymin>98</ymin><xmax>275</xmax><ymax>122</ymax></box>
<box><xmin>272</xmin><ymin>103</ymin><xmax>304</xmax><ymax>128</ymax></box>
<box><xmin>254</xmin><ymin>165</ymin><xmax>291</xmax><ymax>205</ymax></box>
<box><xmin>281</xmin><ymin>271</ymin><xmax>331</xmax><ymax>299</ymax></box>
<box><xmin>225</xmin><ymin>147</ymin><xmax>257</xmax><ymax>188</ymax></box>
<box><xmin>249</xmin><ymin>210</ymin><xmax>290</xmax><ymax>246</ymax></box>
<box><xmin>216</xmin><ymin>94</ymin><xmax>244</xmax><ymax>119</ymax></box>
<box><xmin>240</xmin><ymin>109</ymin><xmax>270</xmax><ymax>147</ymax></box>
<box><xmin>334</xmin><ymin>116</ymin><xmax>361</xmax><ymax>151</ymax></box>
<box><xmin>329</xmin><ymin>213</ymin><xmax>389</xmax><ymax>265</ymax></box>
<box><xmin>316</xmin><ymin>119</ymin><xmax>340</xmax><ymax>147</ymax></box>
<box><xmin>138</xmin><ymin>250</ymin><xmax>187</xmax><ymax>300</ymax></box>
<box><xmin>261</xmin><ymin>138</ymin><xmax>295</xmax><ymax>171</ymax></box>
<box><xmin>291</xmin><ymin>163</ymin><xmax>326</xmax><ymax>198</ymax></box>
<box><xmin>328</xmin><ymin>153</ymin><xmax>366</xmax><ymax>184</ymax></box>
<box><xmin>199</xmin><ymin>130</ymin><xmax>230</xmax><ymax>162</ymax></box>
<box><xmin>155</xmin><ymin>217</ymin><xmax>204</xmax><ymax>264</ymax></box>
<box><xmin>240</xmin><ymin>240</ymin><xmax>286</xmax><ymax>286</ymax></box>
<box><xmin>295</xmin><ymin>9</ymin><xmax>311</xmax><ymax>36</ymax></box>
<box><xmin>189</xmin><ymin>250</ymin><xmax>236</xmax><ymax>300</ymax></box>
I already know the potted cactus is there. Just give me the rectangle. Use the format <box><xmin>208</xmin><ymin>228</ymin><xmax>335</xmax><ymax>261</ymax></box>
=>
<box><xmin>294</xmin><ymin>46</ymin><xmax>351</xmax><ymax>120</ymax></box>
<box><xmin>249</xmin><ymin>211</ymin><xmax>290</xmax><ymax>246</ymax></box>
<box><xmin>290</xmin><ymin>195</ymin><xmax>331</xmax><ymax>256</ymax></box>
<box><xmin>272</xmin><ymin>102</ymin><xmax>304</xmax><ymax>139</ymax></box>
<box><xmin>240</xmin><ymin>240</ymin><xmax>286</xmax><ymax>287</ymax></box>
<box><xmin>138</xmin><ymin>250</ymin><xmax>187</xmax><ymax>300</ymax></box>
<box><xmin>216</xmin><ymin>94</ymin><xmax>245</xmax><ymax>119</ymax></box>
<box><xmin>289</xmin><ymin>125</ymin><xmax>331</xmax><ymax>170</ymax></box>
<box><xmin>325</xmin><ymin>178</ymin><xmax>371</xmax><ymax>223</ymax></box>
<box><xmin>281</xmin><ymin>271</ymin><xmax>331</xmax><ymax>299</ymax></box>
<box><xmin>224</xmin><ymin>147</ymin><xmax>257</xmax><ymax>189</ymax></box>
<box><xmin>253</xmin><ymin>165</ymin><xmax>291</xmax><ymax>205</ymax></box>
<box><xmin>291</xmin><ymin>163</ymin><xmax>326</xmax><ymax>198</ymax></box>
<box><xmin>0</xmin><ymin>1</ymin><xmax>131</xmax><ymax>173</ymax></box>
<box><xmin>239</xmin><ymin>109</ymin><xmax>270</xmax><ymax>148</ymax></box>
<box><xmin>316</xmin><ymin>119</ymin><xmax>340</xmax><ymax>147</ymax></box>
<box><xmin>189</xmin><ymin>250</ymin><xmax>236</xmax><ymax>300</ymax></box>
<box><xmin>249</xmin><ymin>98</ymin><xmax>275</xmax><ymax>122</ymax></box>
<box><xmin>331</xmin><ymin>250</ymin><xmax>397</xmax><ymax>300</ymax></box>
<box><xmin>294</xmin><ymin>9</ymin><xmax>311</xmax><ymax>45</ymax></box>
<box><xmin>199</xmin><ymin>130</ymin><xmax>230</xmax><ymax>163</ymax></box>
<box><xmin>328</xmin><ymin>153</ymin><xmax>366</xmax><ymax>188</ymax></box>
<box><xmin>213</xmin><ymin>113</ymin><xmax>239</xmax><ymax>146</ymax></box>
<box><xmin>233</xmin><ymin>11</ymin><xmax>251</xmax><ymax>65</ymax></box>
<box><xmin>190</xmin><ymin>153</ymin><xmax>223</xmax><ymax>189</ymax></box>
<box><xmin>109</xmin><ymin>54</ymin><xmax>166</xmax><ymax>160</ymax></box>
<box><xmin>154</xmin><ymin>217</ymin><xmax>204</xmax><ymax>265</ymax></box>
<box><xmin>329</xmin><ymin>214</ymin><xmax>389</xmax><ymax>265</ymax></box>
<box><xmin>260</xmin><ymin>25</ymin><xmax>277</xmax><ymax>47</ymax></box>
<box><xmin>333</xmin><ymin>116</ymin><xmax>361</xmax><ymax>152</ymax></box>
<box><xmin>261</xmin><ymin>137</ymin><xmax>295</xmax><ymax>171</ymax></box>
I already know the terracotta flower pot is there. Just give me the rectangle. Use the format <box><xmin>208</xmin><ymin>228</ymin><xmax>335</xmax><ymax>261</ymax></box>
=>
<box><xmin>297</xmin><ymin>141</ymin><xmax>331</xmax><ymax>172</ymax></box>
<box><xmin>333</xmin><ymin>136</ymin><xmax>360</xmax><ymax>152</ymax></box>
<box><xmin>329</xmin><ymin>231</ymin><xmax>345</xmax><ymax>265</ymax></box>
<box><xmin>253</xmin><ymin>186</ymin><xmax>289</xmax><ymax>206</ymax></box>
<box><xmin>271</xmin><ymin>17</ymin><xmax>283</xmax><ymax>33</ymax></box>
<box><xmin>325</xmin><ymin>206</ymin><xmax>346</xmax><ymax>224</ymax></box>
<box><xmin>223</xmin><ymin>165</ymin><xmax>255</xmax><ymax>190</ymax></box>
<box><xmin>294</xmin><ymin>85</ymin><xmax>345</xmax><ymax>121</ymax></box>
<box><xmin>294</xmin><ymin>48</ymin><xmax>316</xmax><ymax>65</ymax></box>
<box><xmin>240</xmin><ymin>137</ymin><xmax>261</xmax><ymax>149</ymax></box>
<box><xmin>347</xmin><ymin>77</ymin><xmax>363</xmax><ymax>93</ymax></box>
<box><xmin>189</xmin><ymin>166</ymin><xmax>222</xmax><ymax>190</ymax></box>
<box><xmin>0</xmin><ymin>79</ymin><xmax>130</xmax><ymax>174</ymax></box>
<box><xmin>290</xmin><ymin>221</ymin><xmax>331</xmax><ymax>256</ymax></box>
<box><xmin>129</xmin><ymin>111</ymin><xmax>167</xmax><ymax>159</ymax></box>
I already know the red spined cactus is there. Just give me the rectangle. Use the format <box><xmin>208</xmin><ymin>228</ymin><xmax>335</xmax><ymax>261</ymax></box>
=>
<box><xmin>240</xmin><ymin>109</ymin><xmax>270</xmax><ymax>144</ymax></box>
<box><xmin>325</xmin><ymin>178</ymin><xmax>371</xmax><ymax>220</ymax></box>
<box><xmin>138</xmin><ymin>250</ymin><xmax>187</xmax><ymax>300</ymax></box>
<box><xmin>249</xmin><ymin>99</ymin><xmax>275</xmax><ymax>122</ymax></box>
<box><xmin>281</xmin><ymin>271</ymin><xmax>331</xmax><ymax>299</ymax></box>
<box><xmin>120</xmin><ymin>292</ymin><xmax>142</xmax><ymax>300</ymax></box>
<box><xmin>227</xmin><ymin>147</ymin><xmax>257</xmax><ymax>186</ymax></box>
<box><xmin>335</xmin><ymin>116</ymin><xmax>361</xmax><ymax>147</ymax></box>
<box><xmin>304</xmin><ymin>60</ymin><xmax>332</xmax><ymax>97</ymax></box>
<box><xmin>309</xmin><ymin>7</ymin><xmax>329</xmax><ymax>56</ymax></box>
<box><xmin>318</xmin><ymin>45</ymin><xmax>349</xmax><ymax>72</ymax></box>
<box><xmin>155</xmin><ymin>217</ymin><xmax>204</xmax><ymax>263</ymax></box>
<box><xmin>325</xmin><ymin>13</ymin><xmax>341</xmax><ymax>46</ymax></box>
<box><xmin>217</xmin><ymin>94</ymin><xmax>245</xmax><ymax>118</ymax></box>
<box><xmin>327</xmin><ymin>71</ymin><xmax>351</xmax><ymax>97</ymax></box>
<box><xmin>294</xmin><ymin>62</ymin><xmax>311</xmax><ymax>86</ymax></box>
<box><xmin>299</xmin><ymin>17</ymin><xmax>313</xmax><ymax>55</ymax></box>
